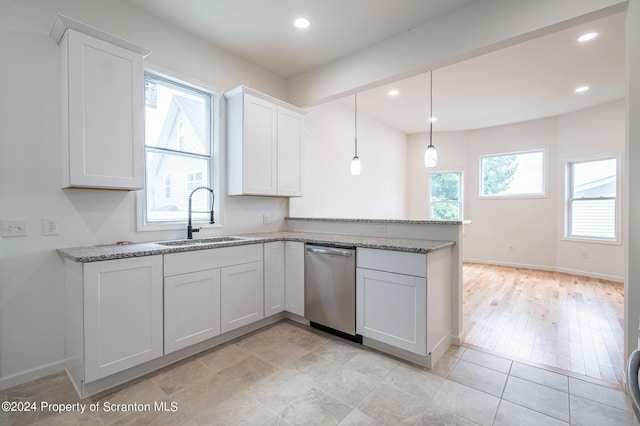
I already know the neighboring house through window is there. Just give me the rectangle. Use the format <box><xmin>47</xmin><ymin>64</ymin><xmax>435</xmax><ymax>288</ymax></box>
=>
<box><xmin>140</xmin><ymin>72</ymin><xmax>215</xmax><ymax>228</ymax></box>
<box><xmin>187</xmin><ymin>172</ymin><xmax>204</xmax><ymax>191</ymax></box>
<box><xmin>430</xmin><ymin>171</ymin><xmax>463</xmax><ymax>220</ymax></box>
<box><xmin>565</xmin><ymin>156</ymin><xmax>618</xmax><ymax>242</ymax></box>
<box><xmin>164</xmin><ymin>175</ymin><xmax>171</xmax><ymax>199</ymax></box>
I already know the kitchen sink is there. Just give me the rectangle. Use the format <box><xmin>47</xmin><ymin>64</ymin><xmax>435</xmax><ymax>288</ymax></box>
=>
<box><xmin>157</xmin><ymin>236</ymin><xmax>249</xmax><ymax>246</ymax></box>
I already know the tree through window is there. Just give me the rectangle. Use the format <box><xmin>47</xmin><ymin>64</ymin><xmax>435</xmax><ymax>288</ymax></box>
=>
<box><xmin>430</xmin><ymin>171</ymin><xmax>463</xmax><ymax>220</ymax></box>
<box><xmin>480</xmin><ymin>150</ymin><xmax>545</xmax><ymax>197</ymax></box>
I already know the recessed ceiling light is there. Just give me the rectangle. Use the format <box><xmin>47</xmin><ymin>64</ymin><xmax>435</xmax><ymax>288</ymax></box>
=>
<box><xmin>575</xmin><ymin>86</ymin><xmax>590</xmax><ymax>93</ymax></box>
<box><xmin>388</xmin><ymin>89</ymin><xmax>399</xmax><ymax>96</ymax></box>
<box><xmin>577</xmin><ymin>32</ymin><xmax>598</xmax><ymax>42</ymax></box>
<box><xmin>294</xmin><ymin>17</ymin><xmax>310</xmax><ymax>29</ymax></box>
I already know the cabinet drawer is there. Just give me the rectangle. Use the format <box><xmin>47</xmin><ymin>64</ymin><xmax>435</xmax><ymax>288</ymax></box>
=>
<box><xmin>164</xmin><ymin>243</ymin><xmax>263</xmax><ymax>277</ymax></box>
<box><xmin>357</xmin><ymin>248</ymin><xmax>426</xmax><ymax>277</ymax></box>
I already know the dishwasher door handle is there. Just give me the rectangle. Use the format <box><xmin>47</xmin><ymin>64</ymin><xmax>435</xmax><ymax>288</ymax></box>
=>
<box><xmin>305</xmin><ymin>246</ymin><xmax>353</xmax><ymax>258</ymax></box>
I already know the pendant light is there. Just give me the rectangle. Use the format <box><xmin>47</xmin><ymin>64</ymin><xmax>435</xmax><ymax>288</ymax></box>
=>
<box><xmin>351</xmin><ymin>93</ymin><xmax>361</xmax><ymax>175</ymax></box>
<box><xmin>424</xmin><ymin>71</ymin><xmax>438</xmax><ymax>167</ymax></box>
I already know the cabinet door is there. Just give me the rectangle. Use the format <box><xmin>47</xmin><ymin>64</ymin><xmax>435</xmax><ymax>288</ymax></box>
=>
<box><xmin>277</xmin><ymin>107</ymin><xmax>303</xmax><ymax>196</ymax></box>
<box><xmin>243</xmin><ymin>93</ymin><xmax>278</xmax><ymax>195</ymax></box>
<box><xmin>356</xmin><ymin>268</ymin><xmax>426</xmax><ymax>355</ymax></box>
<box><xmin>84</xmin><ymin>256</ymin><xmax>162</xmax><ymax>382</ymax></box>
<box><xmin>220</xmin><ymin>261</ymin><xmax>264</xmax><ymax>333</ymax></box>
<box><xmin>164</xmin><ymin>269</ymin><xmax>221</xmax><ymax>354</ymax></box>
<box><xmin>285</xmin><ymin>241</ymin><xmax>305</xmax><ymax>316</ymax></box>
<box><xmin>264</xmin><ymin>241</ymin><xmax>285</xmax><ymax>317</ymax></box>
<box><xmin>66</xmin><ymin>29</ymin><xmax>144</xmax><ymax>189</ymax></box>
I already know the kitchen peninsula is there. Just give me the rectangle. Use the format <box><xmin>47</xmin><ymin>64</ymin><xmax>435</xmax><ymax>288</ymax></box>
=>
<box><xmin>58</xmin><ymin>218</ymin><xmax>461</xmax><ymax>398</ymax></box>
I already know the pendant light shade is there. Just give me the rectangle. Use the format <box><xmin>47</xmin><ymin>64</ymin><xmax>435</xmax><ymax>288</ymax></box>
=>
<box><xmin>424</xmin><ymin>144</ymin><xmax>437</xmax><ymax>167</ymax></box>
<box><xmin>351</xmin><ymin>93</ymin><xmax>361</xmax><ymax>175</ymax></box>
<box><xmin>424</xmin><ymin>71</ymin><xmax>438</xmax><ymax>168</ymax></box>
<box><xmin>350</xmin><ymin>155</ymin><xmax>361</xmax><ymax>175</ymax></box>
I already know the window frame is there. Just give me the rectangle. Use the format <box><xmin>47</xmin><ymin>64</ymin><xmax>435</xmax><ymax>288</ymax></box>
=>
<box><xmin>429</xmin><ymin>170</ymin><xmax>464</xmax><ymax>221</ymax></box>
<box><xmin>136</xmin><ymin>67</ymin><xmax>222</xmax><ymax>233</ymax></box>
<box><xmin>564</xmin><ymin>154</ymin><xmax>621</xmax><ymax>244</ymax></box>
<box><xmin>478</xmin><ymin>148</ymin><xmax>548</xmax><ymax>199</ymax></box>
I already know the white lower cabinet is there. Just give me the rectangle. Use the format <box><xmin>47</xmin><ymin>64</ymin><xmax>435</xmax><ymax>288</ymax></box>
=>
<box><xmin>356</xmin><ymin>268</ymin><xmax>427</xmax><ymax>354</ymax></box>
<box><xmin>69</xmin><ymin>256</ymin><xmax>163</xmax><ymax>384</ymax></box>
<box><xmin>221</xmin><ymin>261</ymin><xmax>264</xmax><ymax>333</ymax></box>
<box><xmin>356</xmin><ymin>247</ymin><xmax>452</xmax><ymax>361</ymax></box>
<box><xmin>285</xmin><ymin>241</ymin><xmax>305</xmax><ymax>316</ymax></box>
<box><xmin>164</xmin><ymin>269</ymin><xmax>221</xmax><ymax>354</ymax></box>
<box><xmin>164</xmin><ymin>243</ymin><xmax>264</xmax><ymax>337</ymax></box>
<box><xmin>264</xmin><ymin>241</ymin><xmax>285</xmax><ymax>316</ymax></box>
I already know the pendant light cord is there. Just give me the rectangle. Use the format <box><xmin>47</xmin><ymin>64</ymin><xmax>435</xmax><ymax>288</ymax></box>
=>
<box><xmin>354</xmin><ymin>93</ymin><xmax>358</xmax><ymax>157</ymax></box>
<box><xmin>429</xmin><ymin>71</ymin><xmax>433</xmax><ymax>147</ymax></box>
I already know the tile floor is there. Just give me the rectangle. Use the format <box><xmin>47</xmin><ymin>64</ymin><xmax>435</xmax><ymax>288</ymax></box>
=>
<box><xmin>2</xmin><ymin>320</ymin><xmax>638</xmax><ymax>425</ymax></box>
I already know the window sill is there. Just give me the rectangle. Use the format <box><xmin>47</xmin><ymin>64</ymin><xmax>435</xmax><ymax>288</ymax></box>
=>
<box><xmin>561</xmin><ymin>236</ymin><xmax>621</xmax><ymax>246</ymax></box>
<box><xmin>137</xmin><ymin>220</ymin><xmax>224</xmax><ymax>233</ymax></box>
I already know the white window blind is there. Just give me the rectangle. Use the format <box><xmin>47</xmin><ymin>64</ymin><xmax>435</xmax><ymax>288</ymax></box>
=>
<box><xmin>566</xmin><ymin>157</ymin><xmax>617</xmax><ymax>241</ymax></box>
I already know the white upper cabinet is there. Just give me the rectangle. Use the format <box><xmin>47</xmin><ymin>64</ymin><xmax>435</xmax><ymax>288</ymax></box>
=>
<box><xmin>277</xmin><ymin>107</ymin><xmax>304</xmax><ymax>196</ymax></box>
<box><xmin>50</xmin><ymin>15</ymin><xmax>150</xmax><ymax>190</ymax></box>
<box><xmin>226</xmin><ymin>86</ymin><xmax>305</xmax><ymax>197</ymax></box>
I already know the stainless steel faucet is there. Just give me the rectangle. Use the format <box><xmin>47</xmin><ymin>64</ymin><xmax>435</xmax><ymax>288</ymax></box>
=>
<box><xmin>187</xmin><ymin>186</ymin><xmax>215</xmax><ymax>239</ymax></box>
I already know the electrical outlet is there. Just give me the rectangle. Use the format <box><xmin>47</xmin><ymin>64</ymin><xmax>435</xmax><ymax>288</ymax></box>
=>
<box><xmin>375</xmin><ymin>224</ymin><xmax>387</xmax><ymax>233</ymax></box>
<box><xmin>263</xmin><ymin>214</ymin><xmax>270</xmax><ymax>224</ymax></box>
<box><xmin>580</xmin><ymin>250</ymin><xmax>589</xmax><ymax>260</ymax></box>
<box><xmin>2</xmin><ymin>219</ymin><xmax>28</xmax><ymax>237</ymax></box>
<box><xmin>509</xmin><ymin>245</ymin><xmax>515</xmax><ymax>252</ymax></box>
<box><xmin>42</xmin><ymin>218</ymin><xmax>59</xmax><ymax>236</ymax></box>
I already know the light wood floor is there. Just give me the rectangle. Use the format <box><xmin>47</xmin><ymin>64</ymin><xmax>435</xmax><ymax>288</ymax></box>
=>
<box><xmin>462</xmin><ymin>263</ymin><xmax>625</xmax><ymax>386</ymax></box>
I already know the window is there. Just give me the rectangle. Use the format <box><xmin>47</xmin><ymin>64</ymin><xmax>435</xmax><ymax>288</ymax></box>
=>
<box><xmin>566</xmin><ymin>157</ymin><xmax>618</xmax><ymax>241</ymax></box>
<box><xmin>430</xmin><ymin>171</ymin><xmax>463</xmax><ymax>220</ymax></box>
<box><xmin>186</xmin><ymin>172</ymin><xmax>204</xmax><ymax>191</ymax></box>
<box><xmin>141</xmin><ymin>72</ymin><xmax>215</xmax><ymax>226</ymax></box>
<box><xmin>480</xmin><ymin>149</ymin><xmax>546</xmax><ymax>197</ymax></box>
<box><xmin>164</xmin><ymin>175</ymin><xmax>171</xmax><ymax>199</ymax></box>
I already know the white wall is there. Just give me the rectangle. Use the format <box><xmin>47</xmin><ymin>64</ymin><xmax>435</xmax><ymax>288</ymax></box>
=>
<box><xmin>406</xmin><ymin>100</ymin><xmax>625</xmax><ymax>281</ymax></box>
<box><xmin>625</xmin><ymin>0</ymin><xmax>640</xmax><ymax>358</ymax></box>
<box><xmin>463</xmin><ymin>118</ymin><xmax>560</xmax><ymax>272</ymax></box>
<box><xmin>0</xmin><ymin>0</ymin><xmax>289</xmax><ymax>388</ymax></box>
<box><xmin>289</xmin><ymin>101</ymin><xmax>407</xmax><ymax>219</ymax></box>
<box><xmin>555</xmin><ymin>101</ymin><xmax>625</xmax><ymax>279</ymax></box>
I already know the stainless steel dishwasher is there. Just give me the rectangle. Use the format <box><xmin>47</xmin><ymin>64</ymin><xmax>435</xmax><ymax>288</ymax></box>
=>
<box><xmin>304</xmin><ymin>243</ymin><xmax>361</xmax><ymax>342</ymax></box>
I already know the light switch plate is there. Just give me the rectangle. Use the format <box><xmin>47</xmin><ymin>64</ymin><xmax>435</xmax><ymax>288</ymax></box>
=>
<box><xmin>2</xmin><ymin>219</ymin><xmax>28</xmax><ymax>237</ymax></box>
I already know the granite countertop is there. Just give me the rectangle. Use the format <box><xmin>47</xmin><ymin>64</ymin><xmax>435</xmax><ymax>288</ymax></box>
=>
<box><xmin>58</xmin><ymin>231</ymin><xmax>455</xmax><ymax>263</ymax></box>
<box><xmin>285</xmin><ymin>217</ymin><xmax>464</xmax><ymax>225</ymax></box>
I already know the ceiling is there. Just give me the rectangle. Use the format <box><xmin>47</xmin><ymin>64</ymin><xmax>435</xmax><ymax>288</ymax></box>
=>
<box><xmin>123</xmin><ymin>0</ymin><xmax>477</xmax><ymax>77</ymax></box>
<box><xmin>123</xmin><ymin>0</ymin><xmax>625</xmax><ymax>133</ymax></box>
<box><xmin>351</xmin><ymin>12</ymin><xmax>625</xmax><ymax>133</ymax></box>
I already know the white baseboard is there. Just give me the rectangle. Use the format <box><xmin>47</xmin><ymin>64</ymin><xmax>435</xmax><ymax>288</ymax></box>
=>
<box><xmin>463</xmin><ymin>258</ymin><xmax>623</xmax><ymax>283</ymax></box>
<box><xmin>0</xmin><ymin>359</ymin><xmax>66</xmax><ymax>391</ymax></box>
